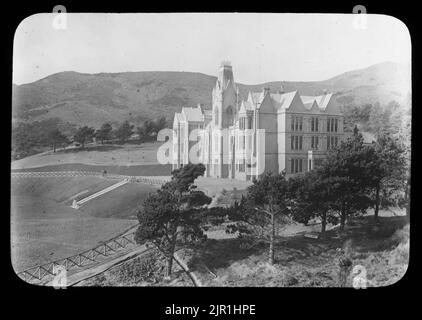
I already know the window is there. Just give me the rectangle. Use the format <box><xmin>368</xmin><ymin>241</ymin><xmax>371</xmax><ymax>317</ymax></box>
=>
<box><xmin>247</xmin><ymin>115</ymin><xmax>253</xmax><ymax>129</ymax></box>
<box><xmin>227</xmin><ymin>106</ymin><xmax>234</xmax><ymax>126</ymax></box>
<box><xmin>214</xmin><ymin>135</ymin><xmax>218</xmax><ymax>152</ymax></box>
<box><xmin>311</xmin><ymin>136</ymin><xmax>319</xmax><ymax>150</ymax></box>
<box><xmin>311</xmin><ymin>117</ymin><xmax>319</xmax><ymax>132</ymax></box>
<box><xmin>327</xmin><ymin>135</ymin><xmax>338</xmax><ymax>149</ymax></box>
<box><xmin>291</xmin><ymin>116</ymin><xmax>303</xmax><ymax>132</ymax></box>
<box><xmin>239</xmin><ymin>163</ymin><xmax>245</xmax><ymax>172</ymax></box>
<box><xmin>291</xmin><ymin>158</ymin><xmax>303</xmax><ymax>173</ymax></box>
<box><xmin>240</xmin><ymin>117</ymin><xmax>248</xmax><ymax>130</ymax></box>
<box><xmin>214</xmin><ymin>108</ymin><xmax>219</xmax><ymax>126</ymax></box>
<box><xmin>327</xmin><ymin>118</ymin><xmax>337</xmax><ymax>133</ymax></box>
<box><xmin>291</xmin><ymin>136</ymin><xmax>303</xmax><ymax>150</ymax></box>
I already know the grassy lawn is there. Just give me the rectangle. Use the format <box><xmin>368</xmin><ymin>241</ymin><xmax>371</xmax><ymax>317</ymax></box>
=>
<box><xmin>80</xmin><ymin>182</ymin><xmax>157</xmax><ymax>219</ymax></box>
<box><xmin>10</xmin><ymin>177</ymin><xmax>155</xmax><ymax>272</ymax></box>
<box><xmin>11</xmin><ymin>142</ymin><xmax>165</xmax><ymax>170</ymax></box>
<box><xmin>194</xmin><ymin>177</ymin><xmax>252</xmax><ymax>197</ymax></box>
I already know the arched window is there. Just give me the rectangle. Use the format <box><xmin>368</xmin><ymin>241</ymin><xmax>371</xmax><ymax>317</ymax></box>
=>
<box><xmin>214</xmin><ymin>107</ymin><xmax>219</xmax><ymax>126</ymax></box>
<box><xmin>226</xmin><ymin>105</ymin><xmax>234</xmax><ymax>126</ymax></box>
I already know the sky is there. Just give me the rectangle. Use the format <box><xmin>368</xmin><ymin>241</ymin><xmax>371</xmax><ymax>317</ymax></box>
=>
<box><xmin>13</xmin><ymin>13</ymin><xmax>411</xmax><ymax>85</ymax></box>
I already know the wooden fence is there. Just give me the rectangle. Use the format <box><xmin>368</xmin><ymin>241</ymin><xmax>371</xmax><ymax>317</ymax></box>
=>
<box><xmin>11</xmin><ymin>171</ymin><xmax>170</xmax><ymax>186</ymax></box>
<box><xmin>17</xmin><ymin>230</ymin><xmax>138</xmax><ymax>284</ymax></box>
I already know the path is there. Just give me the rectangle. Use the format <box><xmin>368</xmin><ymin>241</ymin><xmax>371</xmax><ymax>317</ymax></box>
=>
<box><xmin>74</xmin><ymin>179</ymin><xmax>129</xmax><ymax>207</ymax></box>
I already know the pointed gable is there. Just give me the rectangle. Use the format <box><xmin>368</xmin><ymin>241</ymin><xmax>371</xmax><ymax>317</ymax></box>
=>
<box><xmin>319</xmin><ymin>94</ymin><xmax>341</xmax><ymax>114</ymax></box>
<box><xmin>238</xmin><ymin>101</ymin><xmax>247</xmax><ymax>114</ymax></box>
<box><xmin>310</xmin><ymin>100</ymin><xmax>320</xmax><ymax>113</ymax></box>
<box><xmin>258</xmin><ymin>91</ymin><xmax>275</xmax><ymax>113</ymax></box>
<box><xmin>181</xmin><ymin>106</ymin><xmax>204</xmax><ymax>122</ymax></box>
<box><xmin>283</xmin><ymin>91</ymin><xmax>306</xmax><ymax>112</ymax></box>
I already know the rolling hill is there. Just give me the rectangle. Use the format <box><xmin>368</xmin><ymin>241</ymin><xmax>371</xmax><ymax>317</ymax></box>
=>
<box><xmin>12</xmin><ymin>62</ymin><xmax>411</xmax><ymax>128</ymax></box>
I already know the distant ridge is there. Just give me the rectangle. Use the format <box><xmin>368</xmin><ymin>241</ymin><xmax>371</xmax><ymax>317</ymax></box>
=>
<box><xmin>12</xmin><ymin>62</ymin><xmax>410</xmax><ymax>127</ymax></box>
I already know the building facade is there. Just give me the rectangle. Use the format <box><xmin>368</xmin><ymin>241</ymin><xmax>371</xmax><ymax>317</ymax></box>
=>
<box><xmin>173</xmin><ymin>62</ymin><xmax>345</xmax><ymax>180</ymax></box>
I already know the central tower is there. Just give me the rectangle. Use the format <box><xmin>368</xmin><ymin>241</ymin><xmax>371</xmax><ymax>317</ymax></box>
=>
<box><xmin>211</xmin><ymin>61</ymin><xmax>238</xmax><ymax>178</ymax></box>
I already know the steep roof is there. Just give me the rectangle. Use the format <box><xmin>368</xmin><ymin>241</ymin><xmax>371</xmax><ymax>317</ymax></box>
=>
<box><xmin>249</xmin><ymin>91</ymin><xmax>264</xmax><ymax>105</ymax></box>
<box><xmin>301</xmin><ymin>93</ymin><xmax>333</xmax><ymax>110</ymax></box>
<box><xmin>277</xmin><ymin>91</ymin><xmax>298</xmax><ymax>109</ymax></box>
<box><xmin>181</xmin><ymin>106</ymin><xmax>204</xmax><ymax>122</ymax></box>
<box><xmin>315</xmin><ymin>93</ymin><xmax>333</xmax><ymax>110</ymax></box>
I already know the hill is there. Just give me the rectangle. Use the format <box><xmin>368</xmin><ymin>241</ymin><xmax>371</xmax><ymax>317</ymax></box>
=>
<box><xmin>12</xmin><ymin>62</ymin><xmax>410</xmax><ymax>127</ymax></box>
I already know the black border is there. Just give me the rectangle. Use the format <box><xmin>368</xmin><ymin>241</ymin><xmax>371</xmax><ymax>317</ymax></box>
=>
<box><xmin>4</xmin><ymin>1</ymin><xmax>420</xmax><ymax>309</ymax></box>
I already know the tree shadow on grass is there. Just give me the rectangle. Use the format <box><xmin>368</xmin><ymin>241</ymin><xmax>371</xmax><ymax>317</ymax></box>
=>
<box><xmin>337</xmin><ymin>215</ymin><xmax>409</xmax><ymax>253</ymax></box>
<box><xmin>190</xmin><ymin>238</ymin><xmax>266</xmax><ymax>271</ymax></box>
<box><xmin>191</xmin><ymin>215</ymin><xmax>409</xmax><ymax>276</ymax></box>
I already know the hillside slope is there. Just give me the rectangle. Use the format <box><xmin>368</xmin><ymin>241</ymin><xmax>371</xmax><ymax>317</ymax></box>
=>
<box><xmin>12</xmin><ymin>62</ymin><xmax>410</xmax><ymax>127</ymax></box>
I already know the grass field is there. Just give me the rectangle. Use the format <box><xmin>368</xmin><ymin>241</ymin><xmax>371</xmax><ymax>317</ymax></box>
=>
<box><xmin>10</xmin><ymin>177</ymin><xmax>156</xmax><ymax>272</ymax></box>
<box><xmin>11</xmin><ymin>142</ymin><xmax>163</xmax><ymax>170</ymax></box>
<box><xmin>80</xmin><ymin>182</ymin><xmax>157</xmax><ymax>219</ymax></box>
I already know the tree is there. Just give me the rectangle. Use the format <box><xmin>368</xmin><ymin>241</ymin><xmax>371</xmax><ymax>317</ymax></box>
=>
<box><xmin>319</xmin><ymin>134</ymin><xmax>373</xmax><ymax>231</ymax></box>
<box><xmin>367</xmin><ymin>134</ymin><xmax>407</xmax><ymax>220</ymax></box>
<box><xmin>368</xmin><ymin>101</ymin><xmax>403</xmax><ymax>138</ymax></box>
<box><xmin>343</xmin><ymin>104</ymin><xmax>372</xmax><ymax>132</ymax></box>
<box><xmin>227</xmin><ymin>171</ymin><xmax>292</xmax><ymax>265</ymax></box>
<box><xmin>73</xmin><ymin>126</ymin><xmax>95</xmax><ymax>148</ymax></box>
<box><xmin>289</xmin><ymin>171</ymin><xmax>336</xmax><ymax>239</ymax></box>
<box><xmin>95</xmin><ymin>123</ymin><xmax>113</xmax><ymax>144</ymax></box>
<box><xmin>137</xmin><ymin>119</ymin><xmax>157</xmax><ymax>141</ymax></box>
<box><xmin>153</xmin><ymin>116</ymin><xmax>167</xmax><ymax>133</ymax></box>
<box><xmin>135</xmin><ymin>163</ymin><xmax>211</xmax><ymax>277</ymax></box>
<box><xmin>115</xmin><ymin>120</ymin><xmax>134</xmax><ymax>143</ymax></box>
<box><xmin>46</xmin><ymin>128</ymin><xmax>69</xmax><ymax>152</ymax></box>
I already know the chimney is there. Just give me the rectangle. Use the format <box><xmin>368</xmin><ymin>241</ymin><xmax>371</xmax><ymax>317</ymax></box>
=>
<box><xmin>278</xmin><ymin>85</ymin><xmax>285</xmax><ymax>94</ymax></box>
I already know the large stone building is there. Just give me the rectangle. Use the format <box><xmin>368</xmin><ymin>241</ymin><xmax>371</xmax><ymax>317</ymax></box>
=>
<box><xmin>172</xmin><ymin>62</ymin><xmax>344</xmax><ymax>180</ymax></box>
